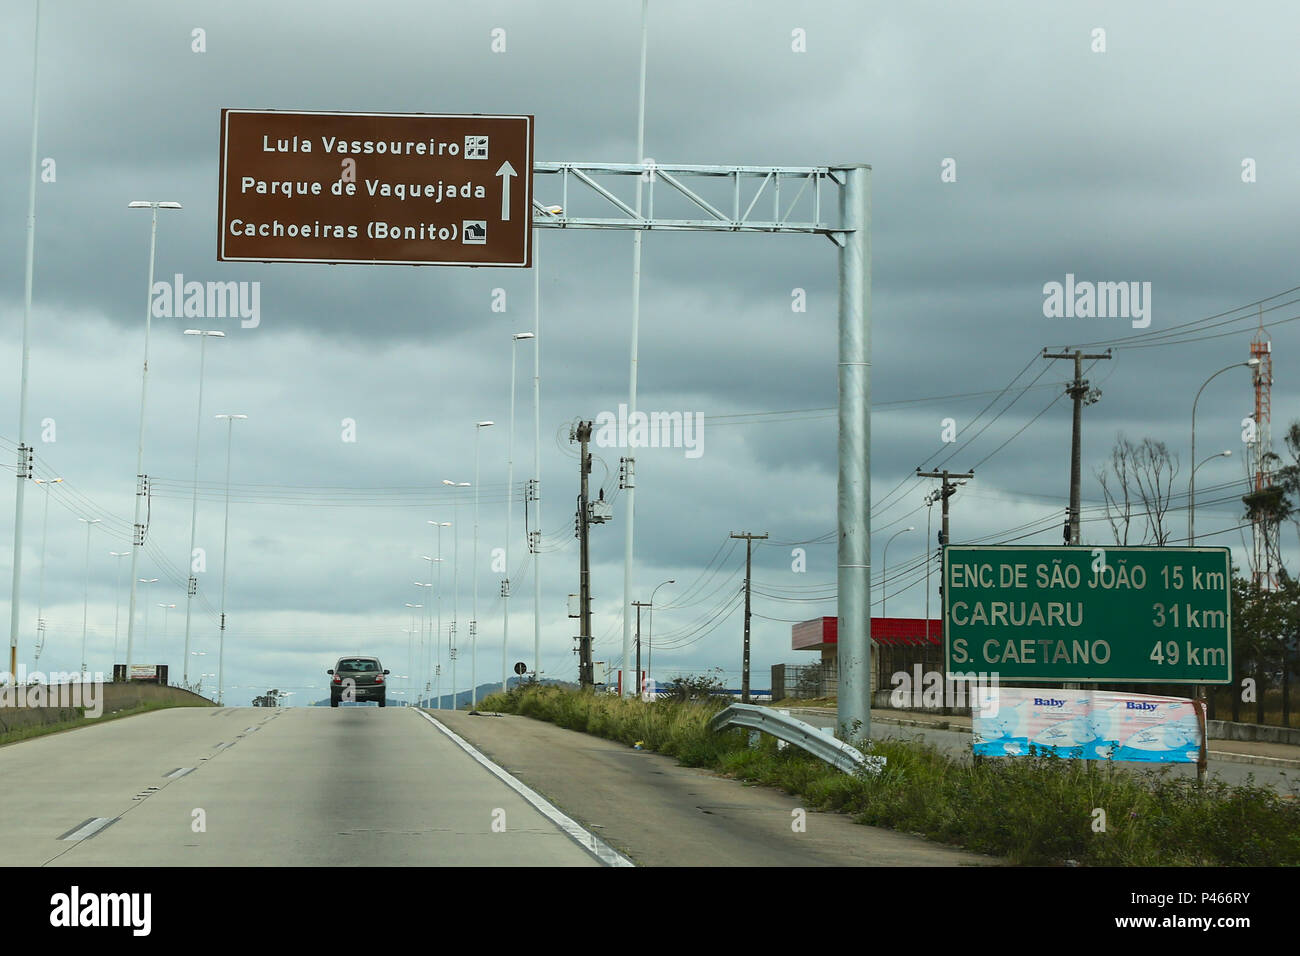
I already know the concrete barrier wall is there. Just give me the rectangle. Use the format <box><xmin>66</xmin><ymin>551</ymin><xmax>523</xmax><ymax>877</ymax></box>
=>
<box><xmin>872</xmin><ymin>689</ymin><xmax>972</xmax><ymax>716</ymax></box>
<box><xmin>1207</xmin><ymin>719</ymin><xmax>1300</xmax><ymax>746</ymax></box>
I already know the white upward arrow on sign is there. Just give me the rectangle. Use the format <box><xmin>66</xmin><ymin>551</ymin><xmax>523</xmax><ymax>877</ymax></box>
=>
<box><xmin>496</xmin><ymin>161</ymin><xmax>517</xmax><ymax>221</ymax></box>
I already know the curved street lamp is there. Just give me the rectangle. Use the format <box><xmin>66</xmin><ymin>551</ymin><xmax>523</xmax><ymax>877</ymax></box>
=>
<box><xmin>124</xmin><ymin>200</ymin><xmax>183</xmax><ymax>681</ymax></box>
<box><xmin>646</xmin><ymin>578</ymin><xmax>674</xmax><ymax>692</ymax></box>
<box><xmin>1189</xmin><ymin>360</ymin><xmax>1258</xmax><ymax>545</ymax></box>
<box><xmin>882</xmin><ymin>526</ymin><xmax>916</xmax><ymax>618</ymax></box>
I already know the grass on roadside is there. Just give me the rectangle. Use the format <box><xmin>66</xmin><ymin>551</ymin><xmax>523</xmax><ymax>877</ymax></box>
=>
<box><xmin>479</xmin><ymin>684</ymin><xmax>1300</xmax><ymax>866</ymax></box>
<box><xmin>0</xmin><ymin>697</ymin><xmax>213</xmax><ymax>748</ymax></box>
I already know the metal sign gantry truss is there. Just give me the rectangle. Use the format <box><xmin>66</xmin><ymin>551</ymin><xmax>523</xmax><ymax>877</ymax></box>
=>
<box><xmin>529</xmin><ymin>160</ymin><xmax>873</xmax><ymax>739</ymax></box>
<box><xmin>532</xmin><ymin>161</ymin><xmax>849</xmax><ymax>241</ymax></box>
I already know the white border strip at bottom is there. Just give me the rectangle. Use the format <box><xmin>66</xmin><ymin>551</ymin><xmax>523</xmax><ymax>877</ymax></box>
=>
<box><xmin>416</xmin><ymin>709</ymin><xmax>634</xmax><ymax>867</ymax></box>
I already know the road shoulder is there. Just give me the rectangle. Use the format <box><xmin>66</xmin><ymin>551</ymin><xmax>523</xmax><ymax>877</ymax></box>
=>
<box><xmin>431</xmin><ymin>709</ymin><xmax>999</xmax><ymax>867</ymax></box>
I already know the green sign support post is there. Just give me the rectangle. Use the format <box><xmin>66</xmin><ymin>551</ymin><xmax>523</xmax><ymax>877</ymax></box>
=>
<box><xmin>943</xmin><ymin>545</ymin><xmax>1232</xmax><ymax>684</ymax></box>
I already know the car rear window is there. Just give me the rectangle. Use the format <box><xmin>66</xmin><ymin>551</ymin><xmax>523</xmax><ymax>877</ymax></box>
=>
<box><xmin>337</xmin><ymin>659</ymin><xmax>380</xmax><ymax>672</ymax></box>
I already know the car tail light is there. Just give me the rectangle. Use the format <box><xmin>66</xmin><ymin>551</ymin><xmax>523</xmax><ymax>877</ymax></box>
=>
<box><xmin>332</xmin><ymin>674</ymin><xmax>342</xmax><ymax>684</ymax></box>
<box><xmin>374</xmin><ymin>673</ymin><xmax>384</xmax><ymax>684</ymax></box>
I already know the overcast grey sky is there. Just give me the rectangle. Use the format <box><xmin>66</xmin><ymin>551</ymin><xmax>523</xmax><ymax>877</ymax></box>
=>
<box><xmin>2</xmin><ymin>1</ymin><xmax>1297</xmax><ymax>702</ymax></box>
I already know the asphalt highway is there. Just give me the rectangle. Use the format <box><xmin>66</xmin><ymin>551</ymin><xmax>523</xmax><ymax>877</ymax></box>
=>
<box><xmin>1</xmin><ymin>706</ymin><xmax>602</xmax><ymax>866</ymax></box>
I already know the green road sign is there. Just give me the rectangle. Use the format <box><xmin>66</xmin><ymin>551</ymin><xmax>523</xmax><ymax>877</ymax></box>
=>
<box><xmin>942</xmin><ymin>545</ymin><xmax>1232</xmax><ymax>684</ymax></box>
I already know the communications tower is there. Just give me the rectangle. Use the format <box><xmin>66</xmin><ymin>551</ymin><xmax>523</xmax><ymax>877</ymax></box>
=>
<box><xmin>1247</xmin><ymin>312</ymin><xmax>1280</xmax><ymax>590</ymax></box>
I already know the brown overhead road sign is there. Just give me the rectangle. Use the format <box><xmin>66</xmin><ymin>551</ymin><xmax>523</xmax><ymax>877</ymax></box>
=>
<box><xmin>218</xmin><ymin>109</ymin><xmax>533</xmax><ymax>267</ymax></box>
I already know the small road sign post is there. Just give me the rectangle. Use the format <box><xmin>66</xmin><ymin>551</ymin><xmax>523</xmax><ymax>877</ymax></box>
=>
<box><xmin>218</xmin><ymin>109</ymin><xmax>533</xmax><ymax>266</ymax></box>
<box><xmin>943</xmin><ymin>545</ymin><xmax>1232</xmax><ymax>684</ymax></box>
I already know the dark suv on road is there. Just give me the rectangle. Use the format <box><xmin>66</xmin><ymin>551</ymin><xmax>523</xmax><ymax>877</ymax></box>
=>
<box><xmin>329</xmin><ymin>656</ymin><xmax>389</xmax><ymax>707</ymax></box>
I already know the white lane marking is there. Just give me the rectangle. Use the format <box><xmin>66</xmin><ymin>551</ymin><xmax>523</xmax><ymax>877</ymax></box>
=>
<box><xmin>416</xmin><ymin>710</ymin><xmax>634</xmax><ymax>868</ymax></box>
<box><xmin>165</xmin><ymin>767</ymin><xmax>195</xmax><ymax>779</ymax></box>
<box><xmin>59</xmin><ymin>817</ymin><xmax>117</xmax><ymax>841</ymax></box>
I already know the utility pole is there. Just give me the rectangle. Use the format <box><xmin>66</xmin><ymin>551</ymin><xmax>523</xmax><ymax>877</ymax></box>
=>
<box><xmin>917</xmin><ymin>471</ymin><xmax>972</xmax><ymax>641</ymax></box>
<box><xmin>1042</xmin><ymin>349</ymin><xmax>1111</xmax><ymax>545</ymax></box>
<box><xmin>571</xmin><ymin>421</ymin><xmax>602</xmax><ymax>688</ymax></box>
<box><xmin>730</xmin><ymin>532</ymin><xmax>768</xmax><ymax>704</ymax></box>
<box><xmin>915</xmin><ymin>469</ymin><xmax>973</xmax><ymax>551</ymax></box>
<box><xmin>632</xmin><ymin>600</ymin><xmax>650</xmax><ymax>697</ymax></box>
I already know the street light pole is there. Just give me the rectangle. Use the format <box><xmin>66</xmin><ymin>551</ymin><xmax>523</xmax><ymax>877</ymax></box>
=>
<box><xmin>452</xmin><ymin>512</ymin><xmax>459</xmax><ymax>703</ymax></box>
<box><xmin>422</xmin><ymin>536</ymin><xmax>447</xmax><ymax>707</ymax></box>
<box><xmin>110</xmin><ymin>551</ymin><xmax>128</xmax><ymax>665</ymax></box>
<box><xmin>405</xmin><ymin>604</ymin><xmax>422</xmax><ymax>704</ymax></box>
<box><xmin>443</xmin><ymin>480</ymin><xmax>470</xmax><ymax>708</ymax></box>
<box><xmin>647</xmin><ymin>578</ymin><xmax>673</xmax><ymax>691</ymax></box>
<box><xmin>1187</xmin><ymin>361</ymin><xmax>1254</xmax><ymax>731</ymax></box>
<box><xmin>472</xmin><ymin>421</ymin><xmax>493</xmax><ymax>705</ymax></box>
<box><xmin>138</xmin><ymin>578</ymin><xmax>157</xmax><ymax>656</ymax></box>
<box><xmin>414</xmin><ymin>581</ymin><xmax>433</xmax><ymax>704</ymax></box>
<box><xmin>418</xmin><ymin>595</ymin><xmax>427</xmax><ymax>703</ymax></box>
<box><xmin>436</xmin><ymin>538</ymin><xmax>445</xmax><ymax>708</ymax></box>
<box><xmin>124</xmin><ymin>200</ymin><xmax>181</xmax><ymax>681</ymax></box>
<box><xmin>882</xmin><ymin>526</ymin><xmax>915</xmax><ymax>618</ymax></box>
<box><xmin>621</xmin><ymin>0</ymin><xmax>650</xmax><ymax>700</ymax></box>
<box><xmin>532</xmin><ymin>232</ymin><xmax>543</xmax><ymax>683</ymax></box>
<box><xmin>181</xmin><ymin>330</ymin><xmax>224</xmax><ymax>686</ymax></box>
<box><xmin>78</xmin><ymin>517</ymin><xmax>100</xmax><ymax>675</ymax></box>
<box><xmin>214</xmin><ymin>413</ymin><xmax>247</xmax><ymax>705</ymax></box>
<box><xmin>157</xmin><ymin>603</ymin><xmax>175</xmax><ymax>645</ymax></box>
<box><xmin>32</xmin><ymin>477</ymin><xmax>63</xmax><ymax>662</ymax></box>
<box><xmin>1190</xmin><ymin>360</ymin><xmax>1259</xmax><ymax>545</ymax></box>
<box><xmin>505</xmin><ymin>334</ymin><xmax>534</xmax><ymax>693</ymax></box>
<box><xmin>9</xmin><ymin>0</ymin><xmax>43</xmax><ymax>682</ymax></box>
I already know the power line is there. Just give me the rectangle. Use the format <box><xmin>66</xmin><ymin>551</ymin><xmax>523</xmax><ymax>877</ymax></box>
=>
<box><xmin>1047</xmin><ymin>285</ymin><xmax>1300</xmax><ymax>352</ymax></box>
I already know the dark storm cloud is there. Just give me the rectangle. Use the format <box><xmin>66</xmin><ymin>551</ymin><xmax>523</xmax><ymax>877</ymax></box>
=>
<box><xmin>0</xmin><ymin>0</ymin><xmax>1297</xmax><ymax>698</ymax></box>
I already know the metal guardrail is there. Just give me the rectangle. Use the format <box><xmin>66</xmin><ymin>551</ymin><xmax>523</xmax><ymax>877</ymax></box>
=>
<box><xmin>708</xmin><ymin>704</ymin><xmax>885</xmax><ymax>776</ymax></box>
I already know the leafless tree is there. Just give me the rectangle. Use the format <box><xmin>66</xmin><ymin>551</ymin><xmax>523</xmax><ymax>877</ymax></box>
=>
<box><xmin>1095</xmin><ymin>439</ymin><xmax>1134</xmax><ymax>545</ymax></box>
<box><xmin>1095</xmin><ymin>434</ymin><xmax>1180</xmax><ymax>545</ymax></box>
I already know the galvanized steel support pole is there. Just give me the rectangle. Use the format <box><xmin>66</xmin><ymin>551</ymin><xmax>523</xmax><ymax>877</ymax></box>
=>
<box><xmin>9</xmin><ymin>0</ymin><xmax>41</xmax><ymax>682</ymax></box>
<box><xmin>529</xmin><ymin>158</ymin><xmax>868</xmax><ymax>708</ymax></box>
<box><xmin>532</xmin><ymin>229</ymin><xmax>542</xmax><ymax>681</ymax></box>
<box><xmin>182</xmin><ymin>333</ymin><xmax>211</xmax><ymax>685</ymax></box>
<box><xmin>435</xmin><ymin>532</ymin><xmax>443</xmax><ymax>708</ymax></box>
<box><xmin>835</xmin><ymin>164</ymin><xmax>871</xmax><ymax>742</ymax></box>
<box><xmin>217</xmin><ymin>417</ymin><xmax>234</xmax><ymax>705</ymax></box>
<box><xmin>125</xmin><ymin>207</ymin><xmax>160</xmax><ymax>682</ymax></box>
<box><xmin>621</xmin><ymin>0</ymin><xmax>650</xmax><ymax>697</ymax></box>
<box><xmin>452</xmin><ymin>500</ymin><xmax>459</xmax><ymax>708</ymax></box>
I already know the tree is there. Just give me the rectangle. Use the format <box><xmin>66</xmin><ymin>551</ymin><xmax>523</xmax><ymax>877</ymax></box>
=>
<box><xmin>662</xmin><ymin>668</ymin><xmax>728</xmax><ymax>702</ymax></box>
<box><xmin>1096</xmin><ymin>439</ymin><xmax>1135</xmax><ymax>545</ymax></box>
<box><xmin>1231</xmin><ymin>572</ymin><xmax>1296</xmax><ymax>724</ymax></box>
<box><xmin>1095</xmin><ymin>434</ymin><xmax>1179</xmax><ymax>545</ymax></box>
<box><xmin>1277</xmin><ymin>420</ymin><xmax>1300</xmax><ymax>557</ymax></box>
